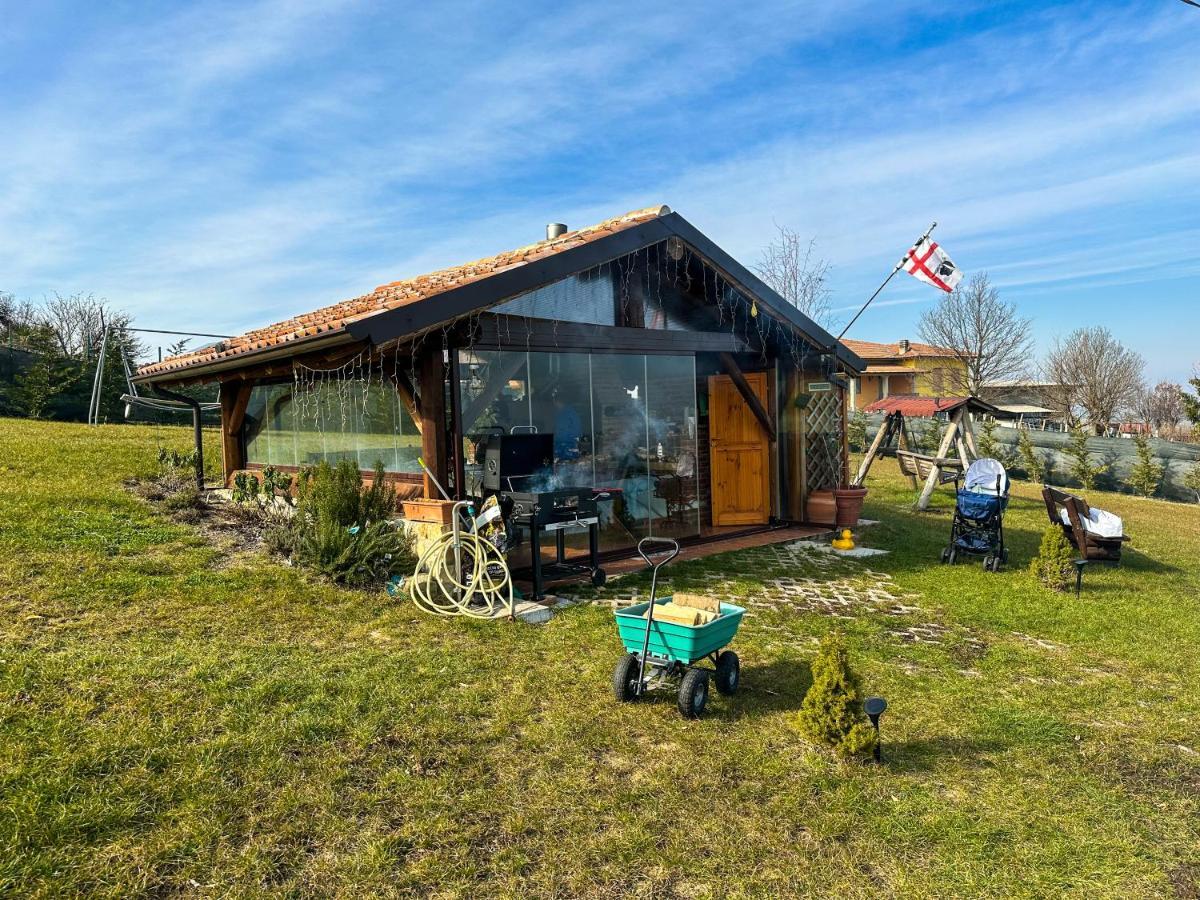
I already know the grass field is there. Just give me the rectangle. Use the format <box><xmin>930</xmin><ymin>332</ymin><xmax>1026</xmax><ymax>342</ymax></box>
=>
<box><xmin>2</xmin><ymin>417</ymin><xmax>1199</xmax><ymax>898</ymax></box>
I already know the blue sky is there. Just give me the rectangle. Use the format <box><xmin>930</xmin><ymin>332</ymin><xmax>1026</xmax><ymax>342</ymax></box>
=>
<box><xmin>1</xmin><ymin>1</ymin><xmax>1197</xmax><ymax>381</ymax></box>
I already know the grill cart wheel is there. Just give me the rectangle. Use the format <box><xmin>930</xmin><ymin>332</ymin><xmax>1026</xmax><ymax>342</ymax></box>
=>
<box><xmin>677</xmin><ymin>668</ymin><xmax>710</xmax><ymax>719</ymax></box>
<box><xmin>940</xmin><ymin>547</ymin><xmax>950</xmax><ymax>564</ymax></box>
<box><xmin>982</xmin><ymin>554</ymin><xmax>993</xmax><ymax>570</ymax></box>
<box><xmin>715</xmin><ymin>651</ymin><xmax>740</xmax><ymax>695</ymax></box>
<box><xmin>947</xmin><ymin>547</ymin><xmax>957</xmax><ymax>565</ymax></box>
<box><xmin>988</xmin><ymin>556</ymin><xmax>1002</xmax><ymax>573</ymax></box>
<box><xmin>591</xmin><ymin>567</ymin><xmax>607</xmax><ymax>588</ymax></box>
<box><xmin>612</xmin><ymin>653</ymin><xmax>641</xmax><ymax>702</ymax></box>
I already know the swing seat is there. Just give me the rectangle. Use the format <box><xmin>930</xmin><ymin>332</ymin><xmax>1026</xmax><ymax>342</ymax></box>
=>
<box><xmin>895</xmin><ymin>450</ymin><xmax>961</xmax><ymax>483</ymax></box>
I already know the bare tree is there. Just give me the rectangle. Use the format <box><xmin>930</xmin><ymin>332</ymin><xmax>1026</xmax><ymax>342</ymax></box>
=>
<box><xmin>1138</xmin><ymin>381</ymin><xmax>1185</xmax><ymax>434</ymax></box>
<box><xmin>41</xmin><ymin>292</ymin><xmax>109</xmax><ymax>358</ymax></box>
<box><xmin>755</xmin><ymin>224</ymin><xmax>832</xmax><ymax>328</ymax></box>
<box><xmin>916</xmin><ymin>272</ymin><xmax>1033</xmax><ymax>395</ymax></box>
<box><xmin>1042</xmin><ymin>327</ymin><xmax>1145</xmax><ymax>434</ymax></box>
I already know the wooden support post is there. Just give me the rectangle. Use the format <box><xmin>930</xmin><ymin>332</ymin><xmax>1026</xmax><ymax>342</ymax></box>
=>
<box><xmin>854</xmin><ymin>412</ymin><xmax>893</xmax><ymax>485</ymax></box>
<box><xmin>417</xmin><ymin>347</ymin><xmax>449</xmax><ymax>500</ymax></box>
<box><xmin>896</xmin><ymin>415</ymin><xmax>918</xmax><ymax>488</ymax></box>
<box><xmin>219</xmin><ymin>381</ymin><xmax>252</xmax><ymax>485</ymax></box>
<box><xmin>718</xmin><ymin>352</ymin><xmax>776</xmax><ymax>441</ymax></box>
<box><xmin>785</xmin><ymin>369</ymin><xmax>803</xmax><ymax>520</ymax></box>
<box><xmin>917</xmin><ymin>414</ymin><xmax>960</xmax><ymax>509</ymax></box>
<box><xmin>961</xmin><ymin>411</ymin><xmax>980</xmax><ymax>460</ymax></box>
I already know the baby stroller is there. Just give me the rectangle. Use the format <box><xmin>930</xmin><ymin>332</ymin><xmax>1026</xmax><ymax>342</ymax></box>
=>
<box><xmin>942</xmin><ymin>458</ymin><xmax>1010</xmax><ymax>572</ymax></box>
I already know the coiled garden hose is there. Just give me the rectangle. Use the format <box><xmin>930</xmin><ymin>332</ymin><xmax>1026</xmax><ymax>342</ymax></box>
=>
<box><xmin>408</xmin><ymin>502</ymin><xmax>515</xmax><ymax>619</ymax></box>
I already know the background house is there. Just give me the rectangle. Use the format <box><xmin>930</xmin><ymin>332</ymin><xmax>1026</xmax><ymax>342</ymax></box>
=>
<box><xmin>842</xmin><ymin>339</ymin><xmax>967</xmax><ymax>409</ymax></box>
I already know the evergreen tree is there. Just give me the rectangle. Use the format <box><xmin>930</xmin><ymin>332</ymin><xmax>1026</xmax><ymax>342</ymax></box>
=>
<box><xmin>798</xmin><ymin>632</ymin><xmax>877</xmax><ymax>758</ymax></box>
<box><xmin>1016</xmin><ymin>427</ymin><xmax>1044</xmax><ymax>482</ymax></box>
<box><xmin>977</xmin><ymin>416</ymin><xmax>1001</xmax><ymax>459</ymax></box>
<box><xmin>12</xmin><ymin>325</ymin><xmax>72</xmax><ymax>418</ymax></box>
<box><xmin>1030</xmin><ymin>525</ymin><xmax>1075</xmax><ymax>591</ymax></box>
<box><xmin>1127</xmin><ymin>433</ymin><xmax>1163</xmax><ymax>497</ymax></box>
<box><xmin>1065</xmin><ymin>426</ymin><xmax>1106</xmax><ymax>490</ymax></box>
<box><xmin>1184</xmin><ymin>462</ymin><xmax>1200</xmax><ymax>504</ymax></box>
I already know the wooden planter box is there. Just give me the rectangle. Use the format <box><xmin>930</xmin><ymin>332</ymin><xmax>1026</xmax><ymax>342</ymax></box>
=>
<box><xmin>402</xmin><ymin>499</ymin><xmax>456</xmax><ymax>525</ymax></box>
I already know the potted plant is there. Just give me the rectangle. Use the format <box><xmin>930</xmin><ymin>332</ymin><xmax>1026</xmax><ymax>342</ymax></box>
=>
<box><xmin>833</xmin><ymin>482</ymin><xmax>869</xmax><ymax>528</ymax></box>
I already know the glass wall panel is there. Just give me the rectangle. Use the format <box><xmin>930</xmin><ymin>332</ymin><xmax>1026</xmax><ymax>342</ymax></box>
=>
<box><xmin>591</xmin><ymin>354</ymin><xmax>651</xmax><ymax>549</ymax></box>
<box><xmin>645</xmin><ymin>355</ymin><xmax>700</xmax><ymax>538</ymax></box>
<box><xmin>456</xmin><ymin>349</ymin><xmax>699</xmax><ymax>555</ymax></box>
<box><xmin>243</xmin><ymin>379</ymin><xmax>420</xmax><ymax>473</ymax></box>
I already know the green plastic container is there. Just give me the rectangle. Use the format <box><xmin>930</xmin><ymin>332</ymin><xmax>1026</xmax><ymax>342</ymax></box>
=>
<box><xmin>615</xmin><ymin>598</ymin><xmax>746</xmax><ymax>664</ymax></box>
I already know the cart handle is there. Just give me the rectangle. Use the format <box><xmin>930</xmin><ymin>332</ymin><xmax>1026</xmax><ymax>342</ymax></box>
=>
<box><xmin>637</xmin><ymin>536</ymin><xmax>680</xmax><ymax>568</ymax></box>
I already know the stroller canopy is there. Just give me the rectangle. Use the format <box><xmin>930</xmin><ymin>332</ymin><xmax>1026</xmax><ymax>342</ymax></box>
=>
<box><xmin>964</xmin><ymin>457</ymin><xmax>1009</xmax><ymax>496</ymax></box>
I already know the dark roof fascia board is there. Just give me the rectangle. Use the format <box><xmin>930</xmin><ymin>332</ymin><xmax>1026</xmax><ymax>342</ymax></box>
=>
<box><xmin>348</xmin><ymin>212</ymin><xmax>866</xmax><ymax>373</ymax></box>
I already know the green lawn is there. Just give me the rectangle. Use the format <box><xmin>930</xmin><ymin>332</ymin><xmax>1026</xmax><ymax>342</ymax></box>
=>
<box><xmin>2</xmin><ymin>418</ymin><xmax>1198</xmax><ymax>898</ymax></box>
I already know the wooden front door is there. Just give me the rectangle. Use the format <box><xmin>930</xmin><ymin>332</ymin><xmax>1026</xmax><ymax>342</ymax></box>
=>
<box><xmin>708</xmin><ymin>372</ymin><xmax>771</xmax><ymax>526</ymax></box>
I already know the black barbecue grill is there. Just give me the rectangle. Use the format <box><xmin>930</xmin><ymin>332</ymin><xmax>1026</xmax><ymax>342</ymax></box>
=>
<box><xmin>473</xmin><ymin>431</ymin><xmax>608</xmax><ymax>600</ymax></box>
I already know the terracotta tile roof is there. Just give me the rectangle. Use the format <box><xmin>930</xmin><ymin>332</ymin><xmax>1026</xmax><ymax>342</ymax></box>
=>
<box><xmin>863</xmin><ymin>395</ymin><xmax>999</xmax><ymax>416</ymax></box>
<box><xmin>862</xmin><ymin>364</ymin><xmax>928</xmax><ymax>375</ymax></box>
<box><xmin>136</xmin><ymin>205</ymin><xmax>671</xmax><ymax>380</ymax></box>
<box><xmin>841</xmin><ymin>338</ymin><xmax>960</xmax><ymax>360</ymax></box>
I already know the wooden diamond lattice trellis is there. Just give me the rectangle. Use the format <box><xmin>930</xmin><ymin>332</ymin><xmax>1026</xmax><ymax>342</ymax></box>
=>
<box><xmin>805</xmin><ymin>391</ymin><xmax>844</xmax><ymax>491</ymax></box>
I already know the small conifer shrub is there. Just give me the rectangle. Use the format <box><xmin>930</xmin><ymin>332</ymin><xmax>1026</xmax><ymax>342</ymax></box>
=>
<box><xmin>1127</xmin><ymin>433</ymin><xmax>1163</xmax><ymax>497</ymax></box>
<box><xmin>1016</xmin><ymin>427</ymin><xmax>1043</xmax><ymax>481</ymax></box>
<box><xmin>1030</xmin><ymin>525</ymin><xmax>1075</xmax><ymax>592</ymax></box>
<box><xmin>1065</xmin><ymin>427</ymin><xmax>1106</xmax><ymax>490</ymax></box>
<box><xmin>798</xmin><ymin>633</ymin><xmax>877</xmax><ymax>758</ymax></box>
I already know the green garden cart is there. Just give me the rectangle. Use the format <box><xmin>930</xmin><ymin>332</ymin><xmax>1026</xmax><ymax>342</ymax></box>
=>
<box><xmin>612</xmin><ymin>537</ymin><xmax>745</xmax><ymax>718</ymax></box>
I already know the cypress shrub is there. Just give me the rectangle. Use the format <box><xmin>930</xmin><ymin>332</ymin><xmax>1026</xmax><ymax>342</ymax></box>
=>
<box><xmin>1016</xmin><ymin>427</ymin><xmax>1044</xmax><ymax>481</ymax></box>
<box><xmin>1127</xmin><ymin>433</ymin><xmax>1163</xmax><ymax>497</ymax></box>
<box><xmin>798</xmin><ymin>633</ymin><xmax>877</xmax><ymax>758</ymax></box>
<box><xmin>1030</xmin><ymin>525</ymin><xmax>1075</xmax><ymax>592</ymax></box>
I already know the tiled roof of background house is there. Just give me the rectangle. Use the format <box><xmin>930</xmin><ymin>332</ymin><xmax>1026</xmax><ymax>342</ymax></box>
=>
<box><xmin>841</xmin><ymin>338</ymin><xmax>960</xmax><ymax>360</ymax></box>
<box><xmin>136</xmin><ymin>205</ymin><xmax>671</xmax><ymax>379</ymax></box>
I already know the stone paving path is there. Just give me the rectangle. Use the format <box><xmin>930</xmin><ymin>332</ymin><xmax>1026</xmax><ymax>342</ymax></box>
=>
<box><xmin>589</xmin><ymin>541</ymin><xmax>986</xmax><ymax>650</ymax></box>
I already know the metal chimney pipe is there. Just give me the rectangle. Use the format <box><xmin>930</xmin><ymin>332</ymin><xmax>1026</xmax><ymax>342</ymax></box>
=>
<box><xmin>546</xmin><ymin>223</ymin><xmax>567</xmax><ymax>240</ymax></box>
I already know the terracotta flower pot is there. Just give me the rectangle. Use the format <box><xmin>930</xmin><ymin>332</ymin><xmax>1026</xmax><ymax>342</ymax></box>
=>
<box><xmin>806</xmin><ymin>489</ymin><xmax>837</xmax><ymax>526</ymax></box>
<box><xmin>833</xmin><ymin>486</ymin><xmax>869</xmax><ymax>528</ymax></box>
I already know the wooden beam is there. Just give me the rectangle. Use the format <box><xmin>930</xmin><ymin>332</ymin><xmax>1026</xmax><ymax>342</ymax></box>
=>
<box><xmin>461</xmin><ymin>352</ymin><xmax>526</xmax><ymax>428</ymax></box>
<box><xmin>917</xmin><ymin>414</ymin><xmax>960</xmax><ymax>509</ymax></box>
<box><xmin>854</xmin><ymin>411</ymin><xmax>895</xmax><ymax>485</ymax></box>
<box><xmin>417</xmin><ymin>347</ymin><xmax>449</xmax><ymax>500</ymax></box>
<box><xmin>218</xmin><ymin>382</ymin><xmax>250</xmax><ymax>484</ymax></box>
<box><xmin>718</xmin><ymin>352</ymin><xmax>776</xmax><ymax>442</ymax></box>
<box><xmin>224</xmin><ymin>382</ymin><xmax>253</xmax><ymax>435</ymax></box>
<box><xmin>393</xmin><ymin>370</ymin><xmax>422</xmax><ymax>428</ymax></box>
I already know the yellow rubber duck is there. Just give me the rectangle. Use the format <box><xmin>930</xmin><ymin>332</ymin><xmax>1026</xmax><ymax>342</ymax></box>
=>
<box><xmin>831</xmin><ymin>529</ymin><xmax>856</xmax><ymax>551</ymax></box>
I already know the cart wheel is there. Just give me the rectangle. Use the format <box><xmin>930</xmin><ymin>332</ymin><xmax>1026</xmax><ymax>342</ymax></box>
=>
<box><xmin>947</xmin><ymin>548</ymin><xmax>957</xmax><ymax>565</ymax></box>
<box><xmin>677</xmin><ymin>668</ymin><xmax>709</xmax><ymax>719</ymax></box>
<box><xmin>990</xmin><ymin>556</ymin><xmax>1003</xmax><ymax>573</ymax></box>
<box><xmin>982</xmin><ymin>555</ymin><xmax>993</xmax><ymax>570</ymax></box>
<box><xmin>940</xmin><ymin>547</ymin><xmax>950</xmax><ymax>564</ymax></box>
<box><xmin>591</xmin><ymin>567</ymin><xmax>607</xmax><ymax>588</ymax></box>
<box><xmin>612</xmin><ymin>653</ymin><xmax>641</xmax><ymax>702</ymax></box>
<box><xmin>715</xmin><ymin>651</ymin><xmax>740</xmax><ymax>695</ymax></box>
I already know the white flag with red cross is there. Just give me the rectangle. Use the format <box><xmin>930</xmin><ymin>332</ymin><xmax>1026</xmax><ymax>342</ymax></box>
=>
<box><xmin>901</xmin><ymin>235</ymin><xmax>962</xmax><ymax>293</ymax></box>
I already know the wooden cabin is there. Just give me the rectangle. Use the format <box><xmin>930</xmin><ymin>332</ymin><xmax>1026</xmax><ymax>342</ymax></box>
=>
<box><xmin>133</xmin><ymin>205</ymin><xmax>866</xmax><ymax>562</ymax></box>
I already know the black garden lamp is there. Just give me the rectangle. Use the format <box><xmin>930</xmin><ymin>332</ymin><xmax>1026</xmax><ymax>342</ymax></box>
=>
<box><xmin>864</xmin><ymin>696</ymin><xmax>888</xmax><ymax>763</ymax></box>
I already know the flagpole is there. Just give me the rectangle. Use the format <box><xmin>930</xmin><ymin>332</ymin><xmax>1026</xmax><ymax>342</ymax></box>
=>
<box><xmin>836</xmin><ymin>221</ymin><xmax>937</xmax><ymax>342</ymax></box>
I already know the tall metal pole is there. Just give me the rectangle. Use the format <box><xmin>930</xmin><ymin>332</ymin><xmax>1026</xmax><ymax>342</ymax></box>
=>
<box><xmin>836</xmin><ymin>222</ymin><xmax>938</xmax><ymax>342</ymax></box>
<box><xmin>88</xmin><ymin>322</ymin><xmax>109</xmax><ymax>425</ymax></box>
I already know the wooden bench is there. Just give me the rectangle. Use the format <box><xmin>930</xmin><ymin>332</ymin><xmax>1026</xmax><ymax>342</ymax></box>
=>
<box><xmin>895</xmin><ymin>450</ymin><xmax>962</xmax><ymax>485</ymax></box>
<box><xmin>1041</xmin><ymin>486</ymin><xmax>1129</xmax><ymax>564</ymax></box>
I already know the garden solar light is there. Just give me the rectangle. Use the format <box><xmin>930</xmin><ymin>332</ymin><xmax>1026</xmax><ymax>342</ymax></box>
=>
<box><xmin>864</xmin><ymin>696</ymin><xmax>887</xmax><ymax>763</ymax></box>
